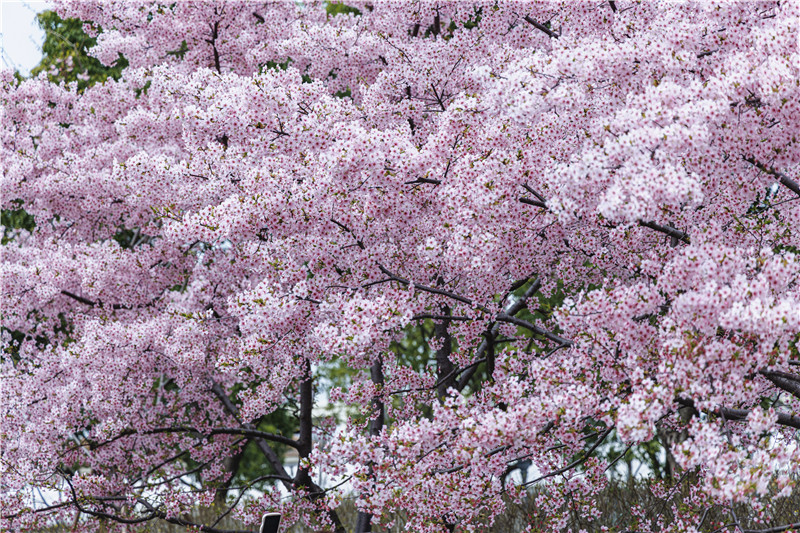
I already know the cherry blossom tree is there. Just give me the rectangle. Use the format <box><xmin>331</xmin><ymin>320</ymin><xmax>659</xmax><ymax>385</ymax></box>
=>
<box><xmin>2</xmin><ymin>1</ymin><xmax>799</xmax><ymax>532</ymax></box>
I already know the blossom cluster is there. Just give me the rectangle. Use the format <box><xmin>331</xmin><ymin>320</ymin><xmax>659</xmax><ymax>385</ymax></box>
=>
<box><xmin>2</xmin><ymin>1</ymin><xmax>799</xmax><ymax>531</ymax></box>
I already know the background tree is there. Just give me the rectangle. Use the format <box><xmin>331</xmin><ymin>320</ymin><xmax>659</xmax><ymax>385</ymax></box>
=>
<box><xmin>2</xmin><ymin>2</ymin><xmax>799</xmax><ymax>533</ymax></box>
<box><xmin>30</xmin><ymin>10</ymin><xmax>127</xmax><ymax>90</ymax></box>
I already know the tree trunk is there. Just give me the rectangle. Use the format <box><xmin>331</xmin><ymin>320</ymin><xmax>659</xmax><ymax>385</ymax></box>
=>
<box><xmin>435</xmin><ymin>307</ymin><xmax>455</xmax><ymax>401</ymax></box>
<box><xmin>355</xmin><ymin>356</ymin><xmax>385</xmax><ymax>533</ymax></box>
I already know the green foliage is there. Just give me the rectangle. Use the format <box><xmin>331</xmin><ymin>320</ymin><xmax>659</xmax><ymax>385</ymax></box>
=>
<box><xmin>393</xmin><ymin>322</ymin><xmax>435</xmax><ymax>372</ymax></box>
<box><xmin>263</xmin><ymin>59</ymin><xmax>292</xmax><ymax>72</ymax></box>
<box><xmin>326</xmin><ymin>2</ymin><xmax>362</xmax><ymax>17</ymax></box>
<box><xmin>463</xmin><ymin>8</ymin><xmax>483</xmax><ymax>30</ymax></box>
<box><xmin>112</xmin><ymin>226</ymin><xmax>156</xmax><ymax>249</ymax></box>
<box><xmin>166</xmin><ymin>40</ymin><xmax>189</xmax><ymax>60</ymax></box>
<box><xmin>0</xmin><ymin>329</ymin><xmax>26</xmax><ymax>365</ymax></box>
<box><xmin>233</xmin><ymin>408</ymin><xmax>300</xmax><ymax>488</ymax></box>
<box><xmin>1</xmin><ymin>205</ymin><xmax>35</xmax><ymax>245</ymax></box>
<box><xmin>30</xmin><ymin>11</ymin><xmax>127</xmax><ymax>91</ymax></box>
<box><xmin>445</xmin><ymin>7</ymin><xmax>484</xmax><ymax>40</ymax></box>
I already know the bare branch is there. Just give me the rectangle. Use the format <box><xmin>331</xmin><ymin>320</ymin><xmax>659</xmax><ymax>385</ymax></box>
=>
<box><xmin>496</xmin><ymin>312</ymin><xmax>573</xmax><ymax>347</ymax></box>
<box><xmin>638</xmin><ymin>220</ymin><xmax>690</xmax><ymax>244</ymax></box>
<box><xmin>759</xmin><ymin>370</ymin><xmax>800</xmax><ymax>400</ymax></box>
<box><xmin>376</xmin><ymin>264</ymin><xmax>478</xmax><ymax>308</ymax></box>
<box><xmin>743</xmin><ymin>522</ymin><xmax>800</xmax><ymax>533</ymax></box>
<box><xmin>519</xmin><ymin>197</ymin><xmax>548</xmax><ymax>209</ymax></box>
<box><xmin>676</xmin><ymin>398</ymin><xmax>800</xmax><ymax>430</ymax></box>
<box><xmin>522</xmin><ymin>427</ymin><xmax>614</xmax><ymax>486</ymax></box>
<box><xmin>210</xmin><ymin>381</ymin><xmax>294</xmax><ymax>490</ymax></box>
<box><xmin>744</xmin><ymin>157</ymin><xmax>800</xmax><ymax>198</ymax></box>
<box><xmin>523</xmin><ymin>15</ymin><xmax>559</xmax><ymax>39</ymax></box>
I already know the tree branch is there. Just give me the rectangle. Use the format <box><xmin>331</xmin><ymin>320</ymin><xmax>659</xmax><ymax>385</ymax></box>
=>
<box><xmin>458</xmin><ymin>278</ymin><xmax>544</xmax><ymax>390</ymax></box>
<box><xmin>435</xmin><ymin>307</ymin><xmax>456</xmax><ymax>400</ymax></box>
<box><xmin>376</xmin><ymin>264</ymin><xmax>479</xmax><ymax>308</ymax></box>
<box><xmin>676</xmin><ymin>398</ymin><xmax>800</xmax><ymax>430</ymax></box>
<box><xmin>207</xmin><ymin>20</ymin><xmax>222</xmax><ymax>73</ymax></box>
<box><xmin>376</xmin><ymin>267</ymin><xmax>570</xmax><ymax>354</ymax></box>
<box><xmin>744</xmin><ymin>157</ymin><xmax>800</xmax><ymax>198</ymax></box>
<box><xmin>60</xmin><ymin>289</ymin><xmax>133</xmax><ymax>310</ymax></box>
<box><xmin>142</xmin><ymin>426</ymin><xmax>300</xmax><ymax>449</ymax></box>
<box><xmin>743</xmin><ymin>522</ymin><xmax>800</xmax><ymax>533</ymax></box>
<box><xmin>638</xmin><ymin>220</ymin><xmax>690</xmax><ymax>244</ymax></box>
<box><xmin>406</xmin><ymin>176</ymin><xmax>442</xmax><ymax>185</ymax></box>
<box><xmin>136</xmin><ymin>497</ymin><xmax>251</xmax><ymax>533</ymax></box>
<box><xmin>210</xmin><ymin>381</ymin><xmax>294</xmax><ymax>490</ymax></box>
<box><xmin>759</xmin><ymin>370</ymin><xmax>800</xmax><ymax>400</ymax></box>
<box><xmin>523</xmin><ymin>15</ymin><xmax>559</xmax><ymax>39</ymax></box>
<box><xmin>519</xmin><ymin>197</ymin><xmax>548</xmax><ymax>209</ymax></box>
<box><xmin>331</xmin><ymin>218</ymin><xmax>365</xmax><ymax>249</ymax></box>
<box><xmin>391</xmin><ymin>357</ymin><xmax>487</xmax><ymax>396</ymax></box>
<box><xmin>355</xmin><ymin>356</ymin><xmax>385</xmax><ymax>533</ymax></box>
<box><xmin>522</xmin><ymin>427</ymin><xmax>613</xmax><ymax>486</ymax></box>
<box><xmin>495</xmin><ymin>312</ymin><xmax>573</xmax><ymax>347</ymax></box>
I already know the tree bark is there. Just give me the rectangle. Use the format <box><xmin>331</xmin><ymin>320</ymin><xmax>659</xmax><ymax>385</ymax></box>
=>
<box><xmin>295</xmin><ymin>359</ymin><xmax>347</xmax><ymax>533</ymax></box>
<box><xmin>436</xmin><ymin>307</ymin><xmax>456</xmax><ymax>401</ymax></box>
<box><xmin>355</xmin><ymin>355</ymin><xmax>385</xmax><ymax>533</ymax></box>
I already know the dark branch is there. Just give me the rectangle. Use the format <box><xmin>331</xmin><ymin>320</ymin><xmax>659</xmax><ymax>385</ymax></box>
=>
<box><xmin>331</xmin><ymin>218</ymin><xmax>365</xmax><ymax>249</ymax></box>
<box><xmin>355</xmin><ymin>355</ymin><xmax>385</xmax><ymax>533</ymax></box>
<box><xmin>435</xmin><ymin>307</ymin><xmax>456</xmax><ymax>400</ymax></box>
<box><xmin>406</xmin><ymin>177</ymin><xmax>442</xmax><ymax>185</ymax></box>
<box><xmin>519</xmin><ymin>197</ymin><xmax>548</xmax><ymax>209</ymax></box>
<box><xmin>374</xmin><ymin>269</ymin><xmax>572</xmax><ymax>369</ymax></box>
<box><xmin>376</xmin><ymin>264</ymin><xmax>477</xmax><ymax>308</ymax></box>
<box><xmin>207</xmin><ymin>20</ymin><xmax>222</xmax><ymax>73</ymax></box>
<box><xmin>391</xmin><ymin>357</ymin><xmax>487</xmax><ymax>396</ymax></box>
<box><xmin>523</xmin><ymin>427</ymin><xmax>613</xmax><ymax>486</ymax></box>
<box><xmin>136</xmin><ymin>497</ymin><xmax>251</xmax><ymax>533</ymax></box>
<box><xmin>412</xmin><ymin>313</ymin><xmax>472</xmax><ymax>322</ymax></box>
<box><xmin>518</xmin><ymin>185</ymin><xmax>549</xmax><ymax>209</ymax></box>
<box><xmin>496</xmin><ymin>312</ymin><xmax>573</xmax><ymax>347</ymax></box>
<box><xmin>523</xmin><ymin>16</ymin><xmax>559</xmax><ymax>39</ymax></box>
<box><xmin>147</xmin><ymin>426</ymin><xmax>299</xmax><ymax>449</ymax></box>
<box><xmin>676</xmin><ymin>398</ymin><xmax>800</xmax><ymax>430</ymax></box>
<box><xmin>59</xmin><ymin>289</ymin><xmax>160</xmax><ymax>311</ymax></box>
<box><xmin>458</xmin><ymin>277</ymin><xmax>544</xmax><ymax>390</ymax></box>
<box><xmin>60</xmin><ymin>289</ymin><xmax>98</xmax><ymax>307</ymax></box>
<box><xmin>638</xmin><ymin>220</ymin><xmax>690</xmax><ymax>244</ymax></box>
<box><xmin>632</xmin><ymin>301</ymin><xmax>672</xmax><ymax>323</ymax></box>
<box><xmin>743</xmin><ymin>523</ymin><xmax>800</xmax><ymax>533</ymax></box>
<box><xmin>210</xmin><ymin>381</ymin><xmax>294</xmax><ymax>490</ymax></box>
<box><xmin>760</xmin><ymin>370</ymin><xmax>800</xmax><ymax>400</ymax></box>
<box><xmin>744</xmin><ymin>156</ymin><xmax>800</xmax><ymax>198</ymax></box>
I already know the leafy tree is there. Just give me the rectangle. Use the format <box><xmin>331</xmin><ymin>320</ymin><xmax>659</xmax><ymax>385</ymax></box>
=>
<box><xmin>30</xmin><ymin>10</ymin><xmax>127</xmax><ymax>90</ymax></box>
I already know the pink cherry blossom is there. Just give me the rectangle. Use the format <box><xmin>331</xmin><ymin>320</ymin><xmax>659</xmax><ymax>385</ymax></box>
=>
<box><xmin>2</xmin><ymin>1</ymin><xmax>799</xmax><ymax>532</ymax></box>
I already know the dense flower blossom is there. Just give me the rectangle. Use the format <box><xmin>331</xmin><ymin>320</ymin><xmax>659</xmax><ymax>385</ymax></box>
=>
<box><xmin>2</xmin><ymin>1</ymin><xmax>799</xmax><ymax>532</ymax></box>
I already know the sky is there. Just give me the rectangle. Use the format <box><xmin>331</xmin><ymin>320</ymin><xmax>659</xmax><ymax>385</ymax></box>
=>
<box><xmin>1</xmin><ymin>0</ymin><xmax>50</xmax><ymax>76</ymax></box>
